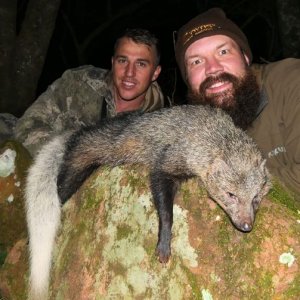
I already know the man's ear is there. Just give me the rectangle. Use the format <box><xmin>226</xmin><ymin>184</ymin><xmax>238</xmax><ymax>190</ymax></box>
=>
<box><xmin>111</xmin><ymin>56</ymin><xmax>114</xmax><ymax>66</ymax></box>
<box><xmin>243</xmin><ymin>52</ymin><xmax>250</xmax><ymax>66</ymax></box>
<box><xmin>152</xmin><ymin>65</ymin><xmax>161</xmax><ymax>81</ymax></box>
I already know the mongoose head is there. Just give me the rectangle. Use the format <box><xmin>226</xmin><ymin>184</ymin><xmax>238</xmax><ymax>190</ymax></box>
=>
<box><xmin>204</xmin><ymin>156</ymin><xmax>271</xmax><ymax>232</ymax></box>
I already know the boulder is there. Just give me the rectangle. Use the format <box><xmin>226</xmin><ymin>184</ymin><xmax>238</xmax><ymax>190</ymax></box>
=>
<box><xmin>0</xmin><ymin>165</ymin><xmax>300</xmax><ymax>299</ymax></box>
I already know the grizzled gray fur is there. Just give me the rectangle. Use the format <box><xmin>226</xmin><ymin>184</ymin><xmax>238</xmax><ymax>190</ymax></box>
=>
<box><xmin>26</xmin><ymin>104</ymin><xmax>270</xmax><ymax>300</ymax></box>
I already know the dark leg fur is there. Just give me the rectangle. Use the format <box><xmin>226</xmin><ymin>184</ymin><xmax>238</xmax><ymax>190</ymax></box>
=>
<box><xmin>150</xmin><ymin>171</ymin><xmax>181</xmax><ymax>263</ymax></box>
<box><xmin>57</xmin><ymin>163</ymin><xmax>99</xmax><ymax>204</ymax></box>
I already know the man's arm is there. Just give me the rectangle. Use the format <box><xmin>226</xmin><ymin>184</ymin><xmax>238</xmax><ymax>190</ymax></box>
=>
<box><xmin>266</xmin><ymin>58</ymin><xmax>300</xmax><ymax>197</ymax></box>
<box><xmin>14</xmin><ymin>66</ymin><xmax>107</xmax><ymax>156</ymax></box>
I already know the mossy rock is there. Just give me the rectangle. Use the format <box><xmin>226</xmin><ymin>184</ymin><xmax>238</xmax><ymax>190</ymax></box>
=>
<box><xmin>0</xmin><ymin>140</ymin><xmax>32</xmax><ymax>265</ymax></box>
<box><xmin>0</xmin><ymin>165</ymin><xmax>300</xmax><ymax>299</ymax></box>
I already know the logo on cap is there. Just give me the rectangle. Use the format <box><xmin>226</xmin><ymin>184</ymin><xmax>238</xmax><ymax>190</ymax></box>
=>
<box><xmin>183</xmin><ymin>23</ymin><xmax>219</xmax><ymax>45</ymax></box>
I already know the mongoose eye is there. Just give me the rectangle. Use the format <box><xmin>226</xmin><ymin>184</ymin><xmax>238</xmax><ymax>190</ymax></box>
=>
<box><xmin>226</xmin><ymin>192</ymin><xmax>238</xmax><ymax>202</ymax></box>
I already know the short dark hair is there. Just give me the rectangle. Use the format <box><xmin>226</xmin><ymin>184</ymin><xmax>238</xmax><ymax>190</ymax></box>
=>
<box><xmin>114</xmin><ymin>28</ymin><xmax>161</xmax><ymax>66</ymax></box>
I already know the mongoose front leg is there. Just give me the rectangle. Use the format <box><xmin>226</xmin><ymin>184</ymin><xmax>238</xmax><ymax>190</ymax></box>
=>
<box><xmin>150</xmin><ymin>171</ymin><xmax>179</xmax><ymax>263</ymax></box>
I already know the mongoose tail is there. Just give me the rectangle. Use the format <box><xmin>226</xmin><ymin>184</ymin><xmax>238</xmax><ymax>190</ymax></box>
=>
<box><xmin>25</xmin><ymin>135</ymin><xmax>67</xmax><ymax>300</ymax></box>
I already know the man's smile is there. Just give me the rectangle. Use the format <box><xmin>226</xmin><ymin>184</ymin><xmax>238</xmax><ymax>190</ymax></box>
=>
<box><xmin>121</xmin><ymin>79</ymin><xmax>137</xmax><ymax>89</ymax></box>
<box><xmin>205</xmin><ymin>80</ymin><xmax>232</xmax><ymax>94</ymax></box>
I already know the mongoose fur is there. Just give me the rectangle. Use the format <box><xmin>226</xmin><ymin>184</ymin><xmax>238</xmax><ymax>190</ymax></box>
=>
<box><xmin>25</xmin><ymin>105</ymin><xmax>270</xmax><ymax>299</ymax></box>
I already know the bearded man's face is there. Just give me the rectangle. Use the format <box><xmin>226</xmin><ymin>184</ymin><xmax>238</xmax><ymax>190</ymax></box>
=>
<box><xmin>184</xmin><ymin>35</ymin><xmax>260</xmax><ymax>129</ymax></box>
<box><xmin>187</xmin><ymin>69</ymin><xmax>260</xmax><ymax>129</ymax></box>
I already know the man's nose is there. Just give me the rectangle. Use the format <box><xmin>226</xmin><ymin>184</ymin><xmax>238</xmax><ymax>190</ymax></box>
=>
<box><xmin>205</xmin><ymin>57</ymin><xmax>224</xmax><ymax>76</ymax></box>
<box><xmin>125</xmin><ymin>63</ymin><xmax>136</xmax><ymax>77</ymax></box>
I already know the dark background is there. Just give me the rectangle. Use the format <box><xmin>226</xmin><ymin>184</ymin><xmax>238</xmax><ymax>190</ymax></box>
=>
<box><xmin>39</xmin><ymin>0</ymin><xmax>282</xmax><ymax>100</ymax></box>
<box><xmin>1</xmin><ymin>0</ymin><xmax>299</xmax><ymax>116</ymax></box>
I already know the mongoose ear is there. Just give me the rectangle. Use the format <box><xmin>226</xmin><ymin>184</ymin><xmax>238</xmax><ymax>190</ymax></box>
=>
<box><xmin>211</xmin><ymin>157</ymin><xmax>230</xmax><ymax>176</ymax></box>
<box><xmin>260</xmin><ymin>159</ymin><xmax>272</xmax><ymax>193</ymax></box>
<box><xmin>260</xmin><ymin>159</ymin><xmax>267</xmax><ymax>170</ymax></box>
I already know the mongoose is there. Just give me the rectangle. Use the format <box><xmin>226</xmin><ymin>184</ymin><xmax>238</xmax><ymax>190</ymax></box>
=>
<box><xmin>25</xmin><ymin>105</ymin><xmax>270</xmax><ymax>299</ymax></box>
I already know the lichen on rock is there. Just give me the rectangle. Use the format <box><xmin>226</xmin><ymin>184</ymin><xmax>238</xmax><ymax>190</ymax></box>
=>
<box><xmin>1</xmin><ymin>164</ymin><xmax>300</xmax><ymax>299</ymax></box>
<box><xmin>50</xmin><ymin>166</ymin><xmax>198</xmax><ymax>299</ymax></box>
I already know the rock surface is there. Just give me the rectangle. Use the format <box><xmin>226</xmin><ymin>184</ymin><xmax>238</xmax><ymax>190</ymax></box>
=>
<box><xmin>0</xmin><ymin>165</ymin><xmax>300</xmax><ymax>299</ymax></box>
<box><xmin>0</xmin><ymin>141</ymin><xmax>31</xmax><ymax>261</ymax></box>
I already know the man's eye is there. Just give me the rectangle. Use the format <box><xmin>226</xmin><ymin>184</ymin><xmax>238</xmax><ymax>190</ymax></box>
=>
<box><xmin>219</xmin><ymin>49</ymin><xmax>229</xmax><ymax>55</ymax></box>
<box><xmin>136</xmin><ymin>61</ymin><xmax>147</xmax><ymax>67</ymax></box>
<box><xmin>191</xmin><ymin>59</ymin><xmax>202</xmax><ymax>66</ymax></box>
<box><xmin>117</xmin><ymin>58</ymin><xmax>127</xmax><ymax>64</ymax></box>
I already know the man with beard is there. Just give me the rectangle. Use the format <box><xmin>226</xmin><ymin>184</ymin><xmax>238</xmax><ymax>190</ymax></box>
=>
<box><xmin>174</xmin><ymin>7</ymin><xmax>300</xmax><ymax>198</ymax></box>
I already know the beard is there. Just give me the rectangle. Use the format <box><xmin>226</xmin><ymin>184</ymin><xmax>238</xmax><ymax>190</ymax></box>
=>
<box><xmin>187</xmin><ymin>69</ymin><xmax>260</xmax><ymax>130</ymax></box>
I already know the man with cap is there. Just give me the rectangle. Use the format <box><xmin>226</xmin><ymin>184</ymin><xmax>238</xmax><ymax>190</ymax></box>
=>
<box><xmin>175</xmin><ymin>7</ymin><xmax>300</xmax><ymax>198</ymax></box>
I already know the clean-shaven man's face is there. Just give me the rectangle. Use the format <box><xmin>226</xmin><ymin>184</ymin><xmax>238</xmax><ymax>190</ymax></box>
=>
<box><xmin>112</xmin><ymin>37</ymin><xmax>161</xmax><ymax>103</ymax></box>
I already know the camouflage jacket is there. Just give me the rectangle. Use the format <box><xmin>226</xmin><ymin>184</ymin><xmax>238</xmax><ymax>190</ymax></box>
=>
<box><xmin>14</xmin><ymin>65</ymin><xmax>165</xmax><ymax>156</ymax></box>
<box><xmin>248</xmin><ymin>58</ymin><xmax>300</xmax><ymax>197</ymax></box>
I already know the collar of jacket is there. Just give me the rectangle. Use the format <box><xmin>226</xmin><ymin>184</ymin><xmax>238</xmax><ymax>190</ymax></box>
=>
<box><xmin>251</xmin><ymin>63</ymin><xmax>268</xmax><ymax>118</ymax></box>
<box><xmin>256</xmin><ymin>87</ymin><xmax>268</xmax><ymax>118</ymax></box>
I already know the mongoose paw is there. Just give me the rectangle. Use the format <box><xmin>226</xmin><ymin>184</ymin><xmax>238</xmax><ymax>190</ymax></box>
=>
<box><xmin>155</xmin><ymin>244</ymin><xmax>171</xmax><ymax>264</ymax></box>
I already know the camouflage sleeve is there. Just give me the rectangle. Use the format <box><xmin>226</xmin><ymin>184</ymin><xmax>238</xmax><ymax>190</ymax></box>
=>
<box><xmin>14</xmin><ymin>66</ymin><xmax>108</xmax><ymax>156</ymax></box>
